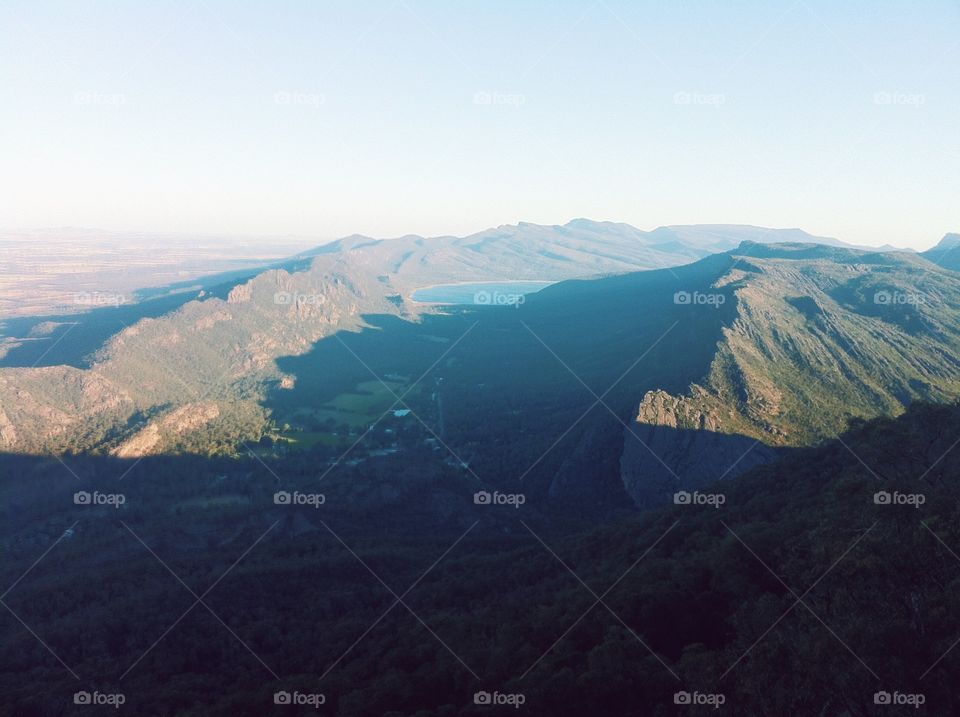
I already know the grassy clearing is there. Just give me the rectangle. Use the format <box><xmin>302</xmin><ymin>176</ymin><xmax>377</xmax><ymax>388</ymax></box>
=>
<box><xmin>273</xmin><ymin>380</ymin><xmax>421</xmax><ymax>449</ymax></box>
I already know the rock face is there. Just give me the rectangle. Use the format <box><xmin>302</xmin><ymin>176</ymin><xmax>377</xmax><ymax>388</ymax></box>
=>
<box><xmin>0</xmin><ymin>367</ymin><xmax>133</xmax><ymax>453</ymax></box>
<box><xmin>621</xmin><ymin>390</ymin><xmax>780</xmax><ymax>509</ymax></box>
<box><xmin>112</xmin><ymin>403</ymin><xmax>221</xmax><ymax>458</ymax></box>
<box><xmin>619</xmin><ymin>242</ymin><xmax>960</xmax><ymax>508</ymax></box>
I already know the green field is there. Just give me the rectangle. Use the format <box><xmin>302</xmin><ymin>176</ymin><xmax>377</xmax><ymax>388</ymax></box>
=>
<box><xmin>273</xmin><ymin>379</ymin><xmax>421</xmax><ymax>450</ymax></box>
<box><xmin>316</xmin><ymin>380</ymin><xmax>409</xmax><ymax>425</ymax></box>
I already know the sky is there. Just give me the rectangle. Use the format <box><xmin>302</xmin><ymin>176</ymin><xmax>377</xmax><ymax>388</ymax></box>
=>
<box><xmin>0</xmin><ymin>0</ymin><xmax>957</xmax><ymax>249</ymax></box>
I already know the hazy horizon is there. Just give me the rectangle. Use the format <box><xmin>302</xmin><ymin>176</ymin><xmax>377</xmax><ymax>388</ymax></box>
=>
<box><xmin>1</xmin><ymin>0</ymin><xmax>957</xmax><ymax>249</ymax></box>
<box><xmin>1</xmin><ymin>218</ymin><xmax>954</xmax><ymax>253</ymax></box>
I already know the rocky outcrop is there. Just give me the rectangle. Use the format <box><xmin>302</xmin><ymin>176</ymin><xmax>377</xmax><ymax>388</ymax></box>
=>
<box><xmin>0</xmin><ymin>367</ymin><xmax>133</xmax><ymax>452</ymax></box>
<box><xmin>112</xmin><ymin>402</ymin><xmax>221</xmax><ymax>458</ymax></box>
<box><xmin>621</xmin><ymin>389</ymin><xmax>780</xmax><ymax>509</ymax></box>
<box><xmin>0</xmin><ymin>407</ymin><xmax>17</xmax><ymax>447</ymax></box>
<box><xmin>620</xmin><ymin>243</ymin><xmax>960</xmax><ymax>508</ymax></box>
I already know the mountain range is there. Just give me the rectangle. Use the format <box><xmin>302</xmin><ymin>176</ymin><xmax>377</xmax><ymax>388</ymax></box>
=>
<box><xmin>2</xmin><ymin>220</ymin><xmax>959</xmax><ymax>515</ymax></box>
<box><xmin>4</xmin><ymin>219</ymin><xmax>960</xmax><ymax>715</ymax></box>
<box><xmin>0</xmin><ymin>220</ymin><xmax>840</xmax><ymax>454</ymax></box>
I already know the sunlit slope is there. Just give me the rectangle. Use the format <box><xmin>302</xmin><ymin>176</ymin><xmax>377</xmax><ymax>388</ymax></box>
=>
<box><xmin>622</xmin><ymin>243</ymin><xmax>960</xmax><ymax>506</ymax></box>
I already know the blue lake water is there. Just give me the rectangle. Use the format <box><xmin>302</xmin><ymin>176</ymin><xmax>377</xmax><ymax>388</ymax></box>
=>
<box><xmin>411</xmin><ymin>281</ymin><xmax>554</xmax><ymax>305</ymax></box>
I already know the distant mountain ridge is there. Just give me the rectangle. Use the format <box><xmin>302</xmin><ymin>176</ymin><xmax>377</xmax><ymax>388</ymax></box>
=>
<box><xmin>922</xmin><ymin>233</ymin><xmax>960</xmax><ymax>271</ymax></box>
<box><xmin>0</xmin><ymin>221</ymin><xmax>952</xmax><ymax>466</ymax></box>
<box><xmin>289</xmin><ymin>220</ymin><xmax>849</xmax><ymax>288</ymax></box>
<box><xmin>0</xmin><ymin>220</ymin><xmax>843</xmax><ymax>368</ymax></box>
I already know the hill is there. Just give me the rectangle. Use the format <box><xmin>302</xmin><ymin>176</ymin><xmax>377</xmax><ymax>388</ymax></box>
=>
<box><xmin>621</xmin><ymin>242</ymin><xmax>960</xmax><ymax>506</ymax></box>
<box><xmin>0</xmin><ymin>222</ymin><xmax>844</xmax><ymax>457</ymax></box>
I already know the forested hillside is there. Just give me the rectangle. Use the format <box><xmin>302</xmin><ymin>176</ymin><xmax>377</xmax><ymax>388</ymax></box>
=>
<box><xmin>1</xmin><ymin>402</ymin><xmax>958</xmax><ymax>715</ymax></box>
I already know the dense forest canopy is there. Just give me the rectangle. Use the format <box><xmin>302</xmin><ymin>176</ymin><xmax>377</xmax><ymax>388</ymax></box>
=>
<box><xmin>2</xmin><ymin>401</ymin><xmax>959</xmax><ymax>715</ymax></box>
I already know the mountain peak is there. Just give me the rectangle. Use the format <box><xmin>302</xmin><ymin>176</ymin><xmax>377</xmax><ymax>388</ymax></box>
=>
<box><xmin>935</xmin><ymin>232</ymin><xmax>960</xmax><ymax>249</ymax></box>
<box><xmin>920</xmin><ymin>233</ymin><xmax>960</xmax><ymax>271</ymax></box>
<box><xmin>564</xmin><ymin>217</ymin><xmax>619</xmax><ymax>230</ymax></box>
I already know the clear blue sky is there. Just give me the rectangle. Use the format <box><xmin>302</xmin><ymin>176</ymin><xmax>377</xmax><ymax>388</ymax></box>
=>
<box><xmin>0</xmin><ymin>0</ymin><xmax>957</xmax><ymax>248</ymax></box>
